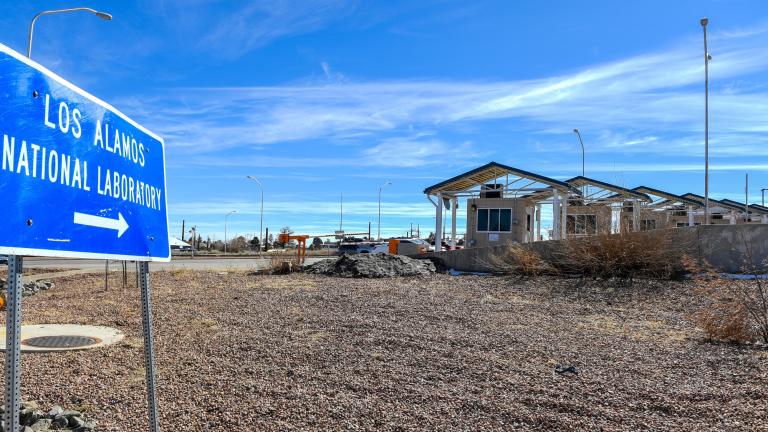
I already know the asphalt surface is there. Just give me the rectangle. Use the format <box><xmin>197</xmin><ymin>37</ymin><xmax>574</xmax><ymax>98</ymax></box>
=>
<box><xmin>21</xmin><ymin>255</ymin><xmax>328</xmax><ymax>272</ymax></box>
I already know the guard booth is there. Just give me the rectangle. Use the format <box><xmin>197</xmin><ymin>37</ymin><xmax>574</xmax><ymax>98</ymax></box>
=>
<box><xmin>423</xmin><ymin>162</ymin><xmax>580</xmax><ymax>250</ymax></box>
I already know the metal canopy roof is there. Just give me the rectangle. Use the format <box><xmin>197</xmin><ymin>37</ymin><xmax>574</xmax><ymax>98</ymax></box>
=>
<box><xmin>749</xmin><ymin>204</ymin><xmax>768</xmax><ymax>215</ymax></box>
<box><xmin>423</xmin><ymin>161</ymin><xmax>579</xmax><ymax>196</ymax></box>
<box><xmin>634</xmin><ymin>186</ymin><xmax>704</xmax><ymax>207</ymax></box>
<box><xmin>719</xmin><ymin>199</ymin><xmax>768</xmax><ymax>215</ymax></box>
<box><xmin>720</xmin><ymin>199</ymin><xmax>750</xmax><ymax>210</ymax></box>
<box><xmin>567</xmin><ymin>176</ymin><xmax>652</xmax><ymax>202</ymax></box>
<box><xmin>681</xmin><ymin>193</ymin><xmax>745</xmax><ymax>212</ymax></box>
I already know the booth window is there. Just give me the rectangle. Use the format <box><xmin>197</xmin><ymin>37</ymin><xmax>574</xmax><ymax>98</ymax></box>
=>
<box><xmin>477</xmin><ymin>208</ymin><xmax>512</xmax><ymax>232</ymax></box>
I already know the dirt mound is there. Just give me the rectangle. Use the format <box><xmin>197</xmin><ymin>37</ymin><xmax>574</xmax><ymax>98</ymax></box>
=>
<box><xmin>305</xmin><ymin>253</ymin><xmax>435</xmax><ymax>278</ymax></box>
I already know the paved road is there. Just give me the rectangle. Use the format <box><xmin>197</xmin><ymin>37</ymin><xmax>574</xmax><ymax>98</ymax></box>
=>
<box><xmin>22</xmin><ymin>256</ymin><xmax>328</xmax><ymax>272</ymax></box>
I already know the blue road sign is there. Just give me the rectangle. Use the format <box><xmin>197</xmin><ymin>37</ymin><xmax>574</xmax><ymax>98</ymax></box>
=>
<box><xmin>0</xmin><ymin>43</ymin><xmax>169</xmax><ymax>261</ymax></box>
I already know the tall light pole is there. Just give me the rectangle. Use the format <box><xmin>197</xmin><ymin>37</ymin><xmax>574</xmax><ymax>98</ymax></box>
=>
<box><xmin>246</xmin><ymin>176</ymin><xmax>264</xmax><ymax>252</ymax></box>
<box><xmin>701</xmin><ymin>17</ymin><xmax>711</xmax><ymax>225</ymax></box>
<box><xmin>572</xmin><ymin>129</ymin><xmax>585</xmax><ymax>178</ymax></box>
<box><xmin>378</xmin><ymin>181</ymin><xmax>392</xmax><ymax>240</ymax></box>
<box><xmin>224</xmin><ymin>210</ymin><xmax>236</xmax><ymax>254</ymax></box>
<box><xmin>28</xmin><ymin>8</ymin><xmax>112</xmax><ymax>58</ymax></box>
<box><xmin>573</xmin><ymin>129</ymin><xmax>586</xmax><ymax>197</ymax></box>
<box><xmin>745</xmin><ymin>173</ymin><xmax>749</xmax><ymax>223</ymax></box>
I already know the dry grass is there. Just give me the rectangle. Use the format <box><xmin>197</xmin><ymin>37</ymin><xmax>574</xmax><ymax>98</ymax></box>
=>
<box><xmin>267</xmin><ymin>255</ymin><xmax>304</xmax><ymax>274</ymax></box>
<box><xmin>485</xmin><ymin>243</ymin><xmax>553</xmax><ymax>276</ymax></box>
<box><xmin>488</xmin><ymin>230</ymin><xmax>688</xmax><ymax>282</ymax></box>
<box><xmin>686</xmin><ymin>252</ymin><xmax>768</xmax><ymax>344</ymax></box>
<box><xmin>551</xmin><ymin>230</ymin><xmax>688</xmax><ymax>281</ymax></box>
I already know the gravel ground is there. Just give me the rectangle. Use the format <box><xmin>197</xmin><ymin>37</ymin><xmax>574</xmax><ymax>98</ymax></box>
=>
<box><xmin>1</xmin><ymin>271</ymin><xmax>766</xmax><ymax>431</ymax></box>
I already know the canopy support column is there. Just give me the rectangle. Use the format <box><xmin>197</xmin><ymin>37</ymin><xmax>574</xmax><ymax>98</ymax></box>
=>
<box><xmin>561</xmin><ymin>194</ymin><xmax>568</xmax><ymax>240</ymax></box>
<box><xmin>688</xmin><ymin>206</ymin><xmax>694</xmax><ymax>226</ymax></box>
<box><xmin>536</xmin><ymin>204</ymin><xmax>542</xmax><ymax>242</ymax></box>
<box><xmin>435</xmin><ymin>193</ymin><xmax>443</xmax><ymax>252</ymax></box>
<box><xmin>552</xmin><ymin>192</ymin><xmax>561</xmax><ymax>240</ymax></box>
<box><xmin>632</xmin><ymin>200</ymin><xmax>640</xmax><ymax>232</ymax></box>
<box><xmin>451</xmin><ymin>197</ymin><xmax>457</xmax><ymax>248</ymax></box>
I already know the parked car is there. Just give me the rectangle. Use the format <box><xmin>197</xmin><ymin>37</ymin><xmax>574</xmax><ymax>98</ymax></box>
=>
<box><xmin>337</xmin><ymin>242</ymin><xmax>387</xmax><ymax>255</ymax></box>
<box><xmin>0</xmin><ymin>255</ymin><xmax>7</xmax><ymax>264</ymax></box>
<box><xmin>337</xmin><ymin>243</ymin><xmax>361</xmax><ymax>255</ymax></box>
<box><xmin>370</xmin><ymin>243</ymin><xmax>390</xmax><ymax>254</ymax></box>
<box><xmin>389</xmin><ymin>238</ymin><xmax>430</xmax><ymax>255</ymax></box>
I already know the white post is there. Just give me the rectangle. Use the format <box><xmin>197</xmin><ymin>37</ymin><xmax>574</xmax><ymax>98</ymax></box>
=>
<box><xmin>632</xmin><ymin>200</ymin><xmax>640</xmax><ymax>232</ymax></box>
<box><xmin>536</xmin><ymin>204</ymin><xmax>542</xmax><ymax>241</ymax></box>
<box><xmin>435</xmin><ymin>194</ymin><xmax>443</xmax><ymax>252</ymax></box>
<box><xmin>450</xmin><ymin>197</ymin><xmax>457</xmax><ymax>248</ymax></box>
<box><xmin>561</xmin><ymin>193</ymin><xmax>568</xmax><ymax>240</ymax></box>
<box><xmin>688</xmin><ymin>205</ymin><xmax>694</xmax><ymax>226</ymax></box>
<box><xmin>730</xmin><ymin>211</ymin><xmax>736</xmax><ymax>225</ymax></box>
<box><xmin>552</xmin><ymin>192</ymin><xmax>561</xmax><ymax>240</ymax></box>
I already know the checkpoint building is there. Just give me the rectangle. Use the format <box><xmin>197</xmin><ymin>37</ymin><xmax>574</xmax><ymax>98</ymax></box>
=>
<box><xmin>424</xmin><ymin>162</ymin><xmax>767</xmax><ymax>251</ymax></box>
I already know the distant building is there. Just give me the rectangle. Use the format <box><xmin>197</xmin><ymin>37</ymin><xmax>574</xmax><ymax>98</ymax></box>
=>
<box><xmin>169</xmin><ymin>237</ymin><xmax>192</xmax><ymax>251</ymax></box>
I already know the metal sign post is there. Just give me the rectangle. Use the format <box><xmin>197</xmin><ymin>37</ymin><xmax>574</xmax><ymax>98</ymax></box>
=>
<box><xmin>138</xmin><ymin>262</ymin><xmax>160</xmax><ymax>431</ymax></box>
<box><xmin>4</xmin><ymin>256</ymin><xmax>23</xmax><ymax>432</ymax></box>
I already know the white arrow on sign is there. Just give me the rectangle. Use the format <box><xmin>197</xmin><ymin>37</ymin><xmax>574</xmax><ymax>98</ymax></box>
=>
<box><xmin>73</xmin><ymin>212</ymin><xmax>129</xmax><ymax>238</ymax></box>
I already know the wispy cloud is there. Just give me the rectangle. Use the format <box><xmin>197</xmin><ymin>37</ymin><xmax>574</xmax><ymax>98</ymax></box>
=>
<box><xmin>120</xmin><ymin>22</ymin><xmax>768</xmax><ymax>162</ymax></box>
<box><xmin>204</xmin><ymin>0</ymin><xmax>356</xmax><ymax>56</ymax></box>
<box><xmin>170</xmin><ymin>200</ymin><xmax>439</xmax><ymax>218</ymax></box>
<box><xmin>148</xmin><ymin>0</ymin><xmax>356</xmax><ymax>58</ymax></box>
<box><xmin>363</xmin><ymin>136</ymin><xmax>481</xmax><ymax>167</ymax></box>
<box><xmin>588</xmin><ymin>162</ymin><xmax>768</xmax><ymax>173</ymax></box>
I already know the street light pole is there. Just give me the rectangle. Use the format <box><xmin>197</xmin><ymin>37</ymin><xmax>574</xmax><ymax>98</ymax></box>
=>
<box><xmin>246</xmin><ymin>176</ymin><xmax>264</xmax><ymax>252</ymax></box>
<box><xmin>573</xmin><ymin>129</ymin><xmax>586</xmax><ymax>196</ymax></box>
<box><xmin>378</xmin><ymin>181</ymin><xmax>392</xmax><ymax>240</ymax></box>
<box><xmin>28</xmin><ymin>8</ymin><xmax>112</xmax><ymax>58</ymax></box>
<box><xmin>701</xmin><ymin>17</ymin><xmax>711</xmax><ymax>225</ymax></box>
<box><xmin>224</xmin><ymin>210</ymin><xmax>236</xmax><ymax>254</ymax></box>
<box><xmin>573</xmin><ymin>129</ymin><xmax>585</xmax><ymax>178</ymax></box>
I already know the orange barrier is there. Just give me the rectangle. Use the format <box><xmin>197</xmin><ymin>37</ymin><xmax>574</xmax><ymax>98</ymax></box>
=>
<box><xmin>278</xmin><ymin>233</ymin><xmax>310</xmax><ymax>263</ymax></box>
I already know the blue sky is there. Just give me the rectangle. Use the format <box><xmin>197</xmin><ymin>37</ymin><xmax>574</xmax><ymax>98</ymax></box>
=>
<box><xmin>2</xmin><ymin>0</ymin><xmax>768</xmax><ymax>241</ymax></box>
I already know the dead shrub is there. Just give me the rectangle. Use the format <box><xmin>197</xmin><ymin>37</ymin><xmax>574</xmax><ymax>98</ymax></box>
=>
<box><xmin>549</xmin><ymin>230</ymin><xmax>689</xmax><ymax>282</ymax></box>
<box><xmin>268</xmin><ymin>254</ymin><xmax>303</xmax><ymax>275</ymax></box>
<box><xmin>686</xmin><ymin>242</ymin><xmax>768</xmax><ymax>344</ymax></box>
<box><xmin>486</xmin><ymin>244</ymin><xmax>553</xmax><ymax>276</ymax></box>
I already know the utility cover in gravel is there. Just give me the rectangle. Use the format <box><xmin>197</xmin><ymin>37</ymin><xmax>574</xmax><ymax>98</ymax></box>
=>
<box><xmin>304</xmin><ymin>253</ymin><xmax>435</xmax><ymax>277</ymax></box>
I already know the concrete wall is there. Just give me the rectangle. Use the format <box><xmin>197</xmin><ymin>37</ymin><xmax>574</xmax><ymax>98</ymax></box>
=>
<box><xmin>425</xmin><ymin>224</ymin><xmax>768</xmax><ymax>274</ymax></box>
